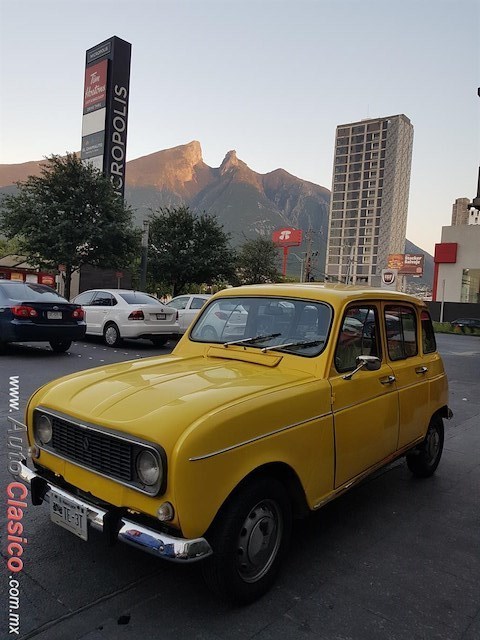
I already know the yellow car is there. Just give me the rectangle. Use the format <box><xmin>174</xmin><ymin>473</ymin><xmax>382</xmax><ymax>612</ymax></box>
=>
<box><xmin>11</xmin><ymin>284</ymin><xmax>451</xmax><ymax>603</ymax></box>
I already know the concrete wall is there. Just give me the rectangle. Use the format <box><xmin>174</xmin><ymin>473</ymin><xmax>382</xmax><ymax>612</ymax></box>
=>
<box><xmin>435</xmin><ymin>225</ymin><xmax>480</xmax><ymax>302</ymax></box>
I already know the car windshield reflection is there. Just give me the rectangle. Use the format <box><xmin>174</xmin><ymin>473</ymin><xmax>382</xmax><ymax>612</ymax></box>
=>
<box><xmin>190</xmin><ymin>296</ymin><xmax>331</xmax><ymax>357</ymax></box>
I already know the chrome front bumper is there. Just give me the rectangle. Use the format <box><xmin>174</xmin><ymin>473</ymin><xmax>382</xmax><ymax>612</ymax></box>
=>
<box><xmin>15</xmin><ymin>462</ymin><xmax>212</xmax><ymax>563</ymax></box>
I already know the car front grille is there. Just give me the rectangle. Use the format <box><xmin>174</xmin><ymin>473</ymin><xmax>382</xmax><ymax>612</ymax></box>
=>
<box><xmin>51</xmin><ymin>416</ymin><xmax>133</xmax><ymax>481</ymax></box>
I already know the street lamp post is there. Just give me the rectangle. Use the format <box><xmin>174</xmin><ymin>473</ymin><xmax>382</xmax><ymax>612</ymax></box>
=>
<box><xmin>290</xmin><ymin>253</ymin><xmax>304</xmax><ymax>282</ymax></box>
<box><xmin>139</xmin><ymin>220</ymin><xmax>149</xmax><ymax>291</ymax></box>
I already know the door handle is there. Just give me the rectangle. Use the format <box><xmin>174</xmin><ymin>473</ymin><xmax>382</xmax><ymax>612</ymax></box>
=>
<box><xmin>379</xmin><ymin>375</ymin><xmax>396</xmax><ymax>385</ymax></box>
<box><xmin>415</xmin><ymin>366</ymin><xmax>428</xmax><ymax>374</ymax></box>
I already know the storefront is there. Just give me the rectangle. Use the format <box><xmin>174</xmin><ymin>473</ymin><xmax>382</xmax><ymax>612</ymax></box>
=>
<box><xmin>433</xmin><ymin>225</ymin><xmax>480</xmax><ymax>304</ymax></box>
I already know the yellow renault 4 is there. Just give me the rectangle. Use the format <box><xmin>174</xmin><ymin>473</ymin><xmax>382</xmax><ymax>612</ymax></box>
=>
<box><xmin>12</xmin><ymin>284</ymin><xmax>451</xmax><ymax>603</ymax></box>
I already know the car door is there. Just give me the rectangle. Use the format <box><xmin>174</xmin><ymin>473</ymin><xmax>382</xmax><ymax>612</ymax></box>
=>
<box><xmin>329</xmin><ymin>304</ymin><xmax>399</xmax><ymax>488</ymax></box>
<box><xmin>167</xmin><ymin>296</ymin><xmax>190</xmax><ymax>332</ymax></box>
<box><xmin>88</xmin><ymin>292</ymin><xmax>117</xmax><ymax>335</ymax></box>
<box><xmin>383</xmin><ymin>304</ymin><xmax>429</xmax><ymax>449</ymax></box>
<box><xmin>184</xmin><ymin>296</ymin><xmax>208</xmax><ymax>332</ymax></box>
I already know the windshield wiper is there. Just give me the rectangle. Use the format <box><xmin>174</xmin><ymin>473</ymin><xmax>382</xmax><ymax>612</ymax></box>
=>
<box><xmin>223</xmin><ymin>333</ymin><xmax>281</xmax><ymax>348</ymax></box>
<box><xmin>261</xmin><ymin>339</ymin><xmax>324</xmax><ymax>353</ymax></box>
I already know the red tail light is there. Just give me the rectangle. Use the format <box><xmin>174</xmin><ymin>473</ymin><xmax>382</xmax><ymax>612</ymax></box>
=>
<box><xmin>72</xmin><ymin>307</ymin><xmax>84</xmax><ymax>320</ymax></box>
<box><xmin>12</xmin><ymin>305</ymin><xmax>38</xmax><ymax>318</ymax></box>
<box><xmin>128</xmin><ymin>310</ymin><xmax>145</xmax><ymax>321</ymax></box>
<box><xmin>214</xmin><ymin>311</ymin><xmax>229</xmax><ymax>320</ymax></box>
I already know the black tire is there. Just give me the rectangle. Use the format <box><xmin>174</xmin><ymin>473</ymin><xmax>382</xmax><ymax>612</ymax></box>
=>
<box><xmin>103</xmin><ymin>322</ymin><xmax>122</xmax><ymax>347</ymax></box>
<box><xmin>201</xmin><ymin>326</ymin><xmax>218</xmax><ymax>341</ymax></box>
<box><xmin>406</xmin><ymin>415</ymin><xmax>444</xmax><ymax>478</ymax></box>
<box><xmin>202</xmin><ymin>477</ymin><xmax>292</xmax><ymax>605</ymax></box>
<box><xmin>49</xmin><ymin>339</ymin><xmax>72</xmax><ymax>353</ymax></box>
<box><xmin>151</xmin><ymin>336</ymin><xmax>169</xmax><ymax>347</ymax></box>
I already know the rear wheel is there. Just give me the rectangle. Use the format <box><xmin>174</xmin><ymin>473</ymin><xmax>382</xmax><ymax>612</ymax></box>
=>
<box><xmin>406</xmin><ymin>415</ymin><xmax>444</xmax><ymax>478</ymax></box>
<box><xmin>151</xmin><ymin>336</ymin><xmax>169</xmax><ymax>347</ymax></box>
<box><xmin>49</xmin><ymin>339</ymin><xmax>72</xmax><ymax>353</ymax></box>
<box><xmin>202</xmin><ymin>477</ymin><xmax>292</xmax><ymax>604</ymax></box>
<box><xmin>103</xmin><ymin>322</ymin><xmax>122</xmax><ymax>347</ymax></box>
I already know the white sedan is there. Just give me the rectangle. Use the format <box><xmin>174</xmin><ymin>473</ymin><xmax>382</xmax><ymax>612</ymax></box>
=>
<box><xmin>166</xmin><ymin>294</ymin><xmax>211</xmax><ymax>334</ymax></box>
<box><xmin>72</xmin><ymin>289</ymin><xmax>179</xmax><ymax>347</ymax></box>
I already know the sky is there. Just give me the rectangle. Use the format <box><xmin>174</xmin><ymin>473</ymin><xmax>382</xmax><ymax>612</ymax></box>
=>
<box><xmin>0</xmin><ymin>0</ymin><xmax>479</xmax><ymax>255</ymax></box>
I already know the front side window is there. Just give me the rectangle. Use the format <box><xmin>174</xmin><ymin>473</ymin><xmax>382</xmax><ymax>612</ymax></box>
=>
<box><xmin>190</xmin><ymin>297</ymin><xmax>332</xmax><ymax>357</ymax></box>
<box><xmin>191</xmin><ymin>297</ymin><xmax>208</xmax><ymax>310</ymax></box>
<box><xmin>385</xmin><ymin>306</ymin><xmax>418</xmax><ymax>360</ymax></box>
<box><xmin>73</xmin><ymin>291</ymin><xmax>96</xmax><ymax>306</ymax></box>
<box><xmin>334</xmin><ymin>306</ymin><xmax>381</xmax><ymax>372</ymax></box>
<box><xmin>167</xmin><ymin>296</ymin><xmax>189</xmax><ymax>310</ymax></box>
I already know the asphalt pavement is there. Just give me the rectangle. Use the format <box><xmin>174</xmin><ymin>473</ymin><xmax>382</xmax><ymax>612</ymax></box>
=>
<box><xmin>0</xmin><ymin>333</ymin><xmax>479</xmax><ymax>640</ymax></box>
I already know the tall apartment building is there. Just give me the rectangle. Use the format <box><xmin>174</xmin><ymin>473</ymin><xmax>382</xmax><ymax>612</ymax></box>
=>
<box><xmin>451</xmin><ymin>198</ymin><xmax>470</xmax><ymax>225</ymax></box>
<box><xmin>326</xmin><ymin>114</ymin><xmax>414</xmax><ymax>285</ymax></box>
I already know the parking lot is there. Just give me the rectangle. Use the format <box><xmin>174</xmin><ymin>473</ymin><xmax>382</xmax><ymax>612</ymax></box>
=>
<box><xmin>1</xmin><ymin>333</ymin><xmax>479</xmax><ymax>640</ymax></box>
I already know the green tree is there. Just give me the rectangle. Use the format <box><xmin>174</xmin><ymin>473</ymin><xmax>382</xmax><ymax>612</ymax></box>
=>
<box><xmin>148</xmin><ymin>206</ymin><xmax>234</xmax><ymax>297</ymax></box>
<box><xmin>0</xmin><ymin>153</ymin><xmax>140</xmax><ymax>299</ymax></box>
<box><xmin>235</xmin><ymin>237</ymin><xmax>282</xmax><ymax>285</ymax></box>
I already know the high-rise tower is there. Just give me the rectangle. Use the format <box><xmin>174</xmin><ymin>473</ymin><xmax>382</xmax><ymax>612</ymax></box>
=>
<box><xmin>325</xmin><ymin>114</ymin><xmax>413</xmax><ymax>285</ymax></box>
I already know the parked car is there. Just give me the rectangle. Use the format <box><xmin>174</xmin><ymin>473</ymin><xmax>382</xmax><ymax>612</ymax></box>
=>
<box><xmin>192</xmin><ymin>298</ymin><xmax>248</xmax><ymax>341</ymax></box>
<box><xmin>13</xmin><ymin>284</ymin><xmax>451</xmax><ymax>603</ymax></box>
<box><xmin>71</xmin><ymin>289</ymin><xmax>179</xmax><ymax>346</ymax></box>
<box><xmin>450</xmin><ymin>317</ymin><xmax>480</xmax><ymax>331</ymax></box>
<box><xmin>166</xmin><ymin>294</ymin><xmax>211</xmax><ymax>334</ymax></box>
<box><xmin>0</xmin><ymin>280</ymin><xmax>86</xmax><ymax>352</ymax></box>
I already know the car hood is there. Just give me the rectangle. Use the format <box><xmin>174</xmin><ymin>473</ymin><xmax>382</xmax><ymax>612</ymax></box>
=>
<box><xmin>35</xmin><ymin>353</ymin><xmax>312</xmax><ymax>449</ymax></box>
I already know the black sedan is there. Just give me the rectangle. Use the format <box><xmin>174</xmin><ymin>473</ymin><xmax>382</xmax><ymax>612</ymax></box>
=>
<box><xmin>451</xmin><ymin>317</ymin><xmax>480</xmax><ymax>332</ymax></box>
<box><xmin>0</xmin><ymin>281</ymin><xmax>86</xmax><ymax>352</ymax></box>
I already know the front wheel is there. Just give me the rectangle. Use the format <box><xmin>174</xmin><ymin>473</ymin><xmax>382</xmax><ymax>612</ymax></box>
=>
<box><xmin>49</xmin><ymin>339</ymin><xmax>72</xmax><ymax>353</ymax></box>
<box><xmin>406</xmin><ymin>415</ymin><xmax>444</xmax><ymax>478</ymax></box>
<box><xmin>202</xmin><ymin>477</ymin><xmax>292</xmax><ymax>604</ymax></box>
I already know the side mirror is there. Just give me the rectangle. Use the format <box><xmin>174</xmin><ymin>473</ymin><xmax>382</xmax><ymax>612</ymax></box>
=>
<box><xmin>343</xmin><ymin>355</ymin><xmax>381</xmax><ymax>380</ymax></box>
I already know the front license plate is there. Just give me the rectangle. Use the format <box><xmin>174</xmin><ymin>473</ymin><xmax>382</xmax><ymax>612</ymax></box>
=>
<box><xmin>50</xmin><ymin>492</ymin><xmax>88</xmax><ymax>541</ymax></box>
<box><xmin>156</xmin><ymin>313</ymin><xmax>166</xmax><ymax>320</ymax></box>
<box><xmin>47</xmin><ymin>311</ymin><xmax>62</xmax><ymax>320</ymax></box>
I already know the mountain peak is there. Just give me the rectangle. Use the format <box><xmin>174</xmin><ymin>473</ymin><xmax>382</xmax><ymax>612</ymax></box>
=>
<box><xmin>220</xmin><ymin>150</ymin><xmax>239</xmax><ymax>174</ymax></box>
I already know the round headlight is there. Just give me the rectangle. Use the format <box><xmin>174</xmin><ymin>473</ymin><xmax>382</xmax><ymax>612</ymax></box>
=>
<box><xmin>136</xmin><ymin>450</ymin><xmax>161</xmax><ymax>486</ymax></box>
<box><xmin>35</xmin><ymin>414</ymin><xmax>52</xmax><ymax>445</ymax></box>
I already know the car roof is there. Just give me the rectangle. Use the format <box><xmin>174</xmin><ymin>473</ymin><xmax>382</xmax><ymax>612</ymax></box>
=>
<box><xmin>210</xmin><ymin>283</ymin><xmax>426</xmax><ymax>307</ymax></box>
<box><xmin>79</xmin><ymin>289</ymin><xmax>154</xmax><ymax>295</ymax></box>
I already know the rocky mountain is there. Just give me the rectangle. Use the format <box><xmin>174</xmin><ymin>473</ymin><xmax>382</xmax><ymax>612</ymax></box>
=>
<box><xmin>0</xmin><ymin>141</ymin><xmax>432</xmax><ymax>287</ymax></box>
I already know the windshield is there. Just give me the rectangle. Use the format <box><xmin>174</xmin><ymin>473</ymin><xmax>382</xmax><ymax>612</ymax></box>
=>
<box><xmin>190</xmin><ymin>296</ymin><xmax>332</xmax><ymax>357</ymax></box>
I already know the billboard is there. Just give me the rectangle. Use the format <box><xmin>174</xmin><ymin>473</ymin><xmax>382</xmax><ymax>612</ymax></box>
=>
<box><xmin>387</xmin><ymin>253</ymin><xmax>424</xmax><ymax>276</ymax></box>
<box><xmin>81</xmin><ymin>36</ymin><xmax>131</xmax><ymax>199</ymax></box>
<box><xmin>272</xmin><ymin>228</ymin><xmax>303</xmax><ymax>247</ymax></box>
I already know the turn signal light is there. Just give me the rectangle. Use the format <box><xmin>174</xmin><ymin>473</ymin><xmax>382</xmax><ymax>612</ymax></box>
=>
<box><xmin>12</xmin><ymin>305</ymin><xmax>38</xmax><ymax>318</ymax></box>
<box><xmin>128</xmin><ymin>310</ymin><xmax>145</xmax><ymax>321</ymax></box>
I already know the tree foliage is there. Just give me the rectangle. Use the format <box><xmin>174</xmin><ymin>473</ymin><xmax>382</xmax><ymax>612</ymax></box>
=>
<box><xmin>235</xmin><ymin>237</ymin><xmax>282</xmax><ymax>285</ymax></box>
<box><xmin>0</xmin><ymin>153</ymin><xmax>140</xmax><ymax>298</ymax></box>
<box><xmin>147</xmin><ymin>206</ymin><xmax>234</xmax><ymax>297</ymax></box>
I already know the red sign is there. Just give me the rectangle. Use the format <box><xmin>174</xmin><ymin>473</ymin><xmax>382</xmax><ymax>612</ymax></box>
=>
<box><xmin>434</xmin><ymin>243</ymin><xmax>457</xmax><ymax>264</ymax></box>
<box><xmin>39</xmin><ymin>274</ymin><xmax>55</xmax><ymax>286</ymax></box>
<box><xmin>116</xmin><ymin>271</ymin><xmax>123</xmax><ymax>278</ymax></box>
<box><xmin>272</xmin><ymin>228</ymin><xmax>303</xmax><ymax>247</ymax></box>
<box><xmin>83</xmin><ymin>59</ymin><xmax>108</xmax><ymax>113</ymax></box>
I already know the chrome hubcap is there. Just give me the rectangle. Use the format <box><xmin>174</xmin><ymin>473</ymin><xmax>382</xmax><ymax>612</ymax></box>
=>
<box><xmin>236</xmin><ymin>500</ymin><xmax>282</xmax><ymax>583</ymax></box>
<box><xmin>105</xmin><ymin>326</ymin><xmax>117</xmax><ymax>345</ymax></box>
<box><xmin>426</xmin><ymin>428</ymin><xmax>440</xmax><ymax>462</ymax></box>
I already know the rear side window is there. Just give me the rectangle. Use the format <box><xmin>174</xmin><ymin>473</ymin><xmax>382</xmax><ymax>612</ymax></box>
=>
<box><xmin>421</xmin><ymin>310</ymin><xmax>437</xmax><ymax>354</ymax></box>
<box><xmin>385</xmin><ymin>306</ymin><xmax>418</xmax><ymax>360</ymax></box>
<box><xmin>335</xmin><ymin>306</ymin><xmax>381</xmax><ymax>372</ymax></box>
<box><xmin>191</xmin><ymin>297</ymin><xmax>208</xmax><ymax>310</ymax></box>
